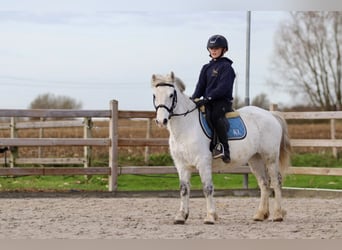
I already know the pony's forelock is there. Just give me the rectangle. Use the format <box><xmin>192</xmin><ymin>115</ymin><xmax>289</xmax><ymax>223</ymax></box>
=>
<box><xmin>151</xmin><ymin>72</ymin><xmax>186</xmax><ymax>92</ymax></box>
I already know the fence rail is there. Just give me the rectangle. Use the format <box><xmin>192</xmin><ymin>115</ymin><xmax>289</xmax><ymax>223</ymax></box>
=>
<box><xmin>0</xmin><ymin>138</ymin><xmax>110</xmax><ymax>146</ymax></box>
<box><xmin>0</xmin><ymin>102</ymin><xmax>342</xmax><ymax>191</ymax></box>
<box><xmin>0</xmin><ymin>109</ymin><xmax>110</xmax><ymax>118</ymax></box>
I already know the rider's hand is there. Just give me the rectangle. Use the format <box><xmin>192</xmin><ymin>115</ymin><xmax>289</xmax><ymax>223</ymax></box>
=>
<box><xmin>195</xmin><ymin>98</ymin><xmax>209</xmax><ymax>108</ymax></box>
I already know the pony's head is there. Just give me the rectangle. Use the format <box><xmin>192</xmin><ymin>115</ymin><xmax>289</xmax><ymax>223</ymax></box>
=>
<box><xmin>151</xmin><ymin>71</ymin><xmax>185</xmax><ymax>127</ymax></box>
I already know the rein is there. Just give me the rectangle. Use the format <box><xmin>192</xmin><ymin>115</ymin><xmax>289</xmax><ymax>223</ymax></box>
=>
<box><xmin>154</xmin><ymin>82</ymin><xmax>197</xmax><ymax>119</ymax></box>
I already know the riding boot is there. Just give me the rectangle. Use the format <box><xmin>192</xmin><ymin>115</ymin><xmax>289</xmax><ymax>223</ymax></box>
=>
<box><xmin>214</xmin><ymin>117</ymin><xmax>231</xmax><ymax>163</ymax></box>
<box><xmin>221</xmin><ymin>142</ymin><xmax>231</xmax><ymax>163</ymax></box>
<box><xmin>209</xmin><ymin>130</ymin><xmax>218</xmax><ymax>152</ymax></box>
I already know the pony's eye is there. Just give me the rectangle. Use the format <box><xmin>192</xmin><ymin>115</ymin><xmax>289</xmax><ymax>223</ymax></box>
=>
<box><xmin>169</xmin><ymin>93</ymin><xmax>174</xmax><ymax>98</ymax></box>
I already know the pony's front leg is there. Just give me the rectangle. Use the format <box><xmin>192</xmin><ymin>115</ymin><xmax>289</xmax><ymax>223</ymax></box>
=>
<box><xmin>174</xmin><ymin>168</ymin><xmax>191</xmax><ymax>224</ymax></box>
<box><xmin>199</xmin><ymin>165</ymin><xmax>218</xmax><ymax>224</ymax></box>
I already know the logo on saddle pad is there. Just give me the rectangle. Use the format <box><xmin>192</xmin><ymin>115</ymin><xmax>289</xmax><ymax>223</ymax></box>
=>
<box><xmin>199</xmin><ymin>111</ymin><xmax>247</xmax><ymax>140</ymax></box>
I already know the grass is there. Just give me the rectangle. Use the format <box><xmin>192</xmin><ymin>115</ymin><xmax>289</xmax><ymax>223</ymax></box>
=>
<box><xmin>284</xmin><ymin>175</ymin><xmax>341</xmax><ymax>189</ymax></box>
<box><xmin>0</xmin><ymin>153</ymin><xmax>341</xmax><ymax>192</ymax></box>
<box><xmin>283</xmin><ymin>153</ymin><xmax>342</xmax><ymax>190</ymax></box>
<box><xmin>291</xmin><ymin>153</ymin><xmax>342</xmax><ymax>168</ymax></box>
<box><xmin>0</xmin><ymin>174</ymin><xmax>258</xmax><ymax>192</ymax></box>
<box><xmin>117</xmin><ymin>173</ymin><xmax>259</xmax><ymax>191</ymax></box>
<box><xmin>0</xmin><ymin>175</ymin><xmax>108</xmax><ymax>192</ymax></box>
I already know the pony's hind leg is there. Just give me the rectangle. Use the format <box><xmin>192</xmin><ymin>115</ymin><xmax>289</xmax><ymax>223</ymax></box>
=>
<box><xmin>267</xmin><ymin>161</ymin><xmax>286</xmax><ymax>222</ymax></box>
<box><xmin>174</xmin><ymin>168</ymin><xmax>191</xmax><ymax>224</ymax></box>
<box><xmin>198</xmin><ymin>165</ymin><xmax>218</xmax><ymax>224</ymax></box>
<box><xmin>249</xmin><ymin>154</ymin><xmax>271</xmax><ymax>221</ymax></box>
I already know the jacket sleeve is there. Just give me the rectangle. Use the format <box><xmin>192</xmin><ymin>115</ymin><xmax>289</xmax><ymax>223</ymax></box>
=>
<box><xmin>191</xmin><ymin>65</ymin><xmax>207</xmax><ymax>99</ymax></box>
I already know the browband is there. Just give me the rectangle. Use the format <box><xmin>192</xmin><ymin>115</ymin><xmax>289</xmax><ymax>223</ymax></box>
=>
<box><xmin>155</xmin><ymin>83</ymin><xmax>174</xmax><ymax>88</ymax></box>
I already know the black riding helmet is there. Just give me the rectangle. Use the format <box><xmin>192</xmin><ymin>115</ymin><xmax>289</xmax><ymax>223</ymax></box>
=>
<box><xmin>207</xmin><ymin>34</ymin><xmax>228</xmax><ymax>50</ymax></box>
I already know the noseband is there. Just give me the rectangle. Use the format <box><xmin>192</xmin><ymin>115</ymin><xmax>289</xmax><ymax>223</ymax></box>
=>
<box><xmin>153</xmin><ymin>83</ymin><xmax>177</xmax><ymax>118</ymax></box>
<box><xmin>153</xmin><ymin>82</ymin><xmax>197</xmax><ymax>119</ymax></box>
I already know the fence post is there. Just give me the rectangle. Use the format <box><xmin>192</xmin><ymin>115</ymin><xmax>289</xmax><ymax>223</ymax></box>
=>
<box><xmin>330</xmin><ymin>118</ymin><xmax>337</xmax><ymax>158</ymax></box>
<box><xmin>144</xmin><ymin>118</ymin><xmax>152</xmax><ymax>164</ymax></box>
<box><xmin>83</xmin><ymin>117</ymin><xmax>93</xmax><ymax>169</ymax></box>
<box><xmin>10</xmin><ymin>117</ymin><xmax>18</xmax><ymax>168</ymax></box>
<box><xmin>269</xmin><ymin>103</ymin><xmax>278</xmax><ymax>112</ymax></box>
<box><xmin>38</xmin><ymin>117</ymin><xmax>45</xmax><ymax>158</ymax></box>
<box><xmin>83</xmin><ymin>117</ymin><xmax>93</xmax><ymax>180</ymax></box>
<box><xmin>108</xmin><ymin>100</ymin><xmax>119</xmax><ymax>191</ymax></box>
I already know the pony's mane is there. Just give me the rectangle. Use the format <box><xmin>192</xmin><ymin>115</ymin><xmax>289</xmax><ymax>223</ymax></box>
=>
<box><xmin>151</xmin><ymin>72</ymin><xmax>186</xmax><ymax>92</ymax></box>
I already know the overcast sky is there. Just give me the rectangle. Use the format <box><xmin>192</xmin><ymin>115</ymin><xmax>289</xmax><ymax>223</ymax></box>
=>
<box><xmin>0</xmin><ymin>1</ymin><xmax>339</xmax><ymax>110</ymax></box>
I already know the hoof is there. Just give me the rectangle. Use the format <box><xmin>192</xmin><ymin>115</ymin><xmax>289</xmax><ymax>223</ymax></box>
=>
<box><xmin>272</xmin><ymin>217</ymin><xmax>283</xmax><ymax>222</ymax></box>
<box><xmin>174</xmin><ymin>219</ymin><xmax>186</xmax><ymax>225</ymax></box>
<box><xmin>253</xmin><ymin>211</ymin><xmax>269</xmax><ymax>221</ymax></box>
<box><xmin>174</xmin><ymin>211</ymin><xmax>188</xmax><ymax>225</ymax></box>
<box><xmin>272</xmin><ymin>209</ymin><xmax>286</xmax><ymax>222</ymax></box>
<box><xmin>204</xmin><ymin>220</ymin><xmax>215</xmax><ymax>225</ymax></box>
<box><xmin>204</xmin><ymin>212</ymin><xmax>218</xmax><ymax>224</ymax></box>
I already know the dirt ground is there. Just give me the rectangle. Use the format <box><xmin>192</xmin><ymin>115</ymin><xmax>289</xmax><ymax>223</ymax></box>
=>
<box><xmin>0</xmin><ymin>195</ymin><xmax>341</xmax><ymax>239</ymax></box>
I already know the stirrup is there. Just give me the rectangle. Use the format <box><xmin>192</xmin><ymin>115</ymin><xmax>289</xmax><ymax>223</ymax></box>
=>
<box><xmin>212</xmin><ymin>143</ymin><xmax>224</xmax><ymax>159</ymax></box>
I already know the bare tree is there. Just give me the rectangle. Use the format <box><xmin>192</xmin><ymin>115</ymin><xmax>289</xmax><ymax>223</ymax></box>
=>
<box><xmin>270</xmin><ymin>12</ymin><xmax>342</xmax><ymax>111</ymax></box>
<box><xmin>233</xmin><ymin>93</ymin><xmax>270</xmax><ymax>110</ymax></box>
<box><xmin>29</xmin><ymin>93</ymin><xmax>82</xmax><ymax>110</ymax></box>
<box><xmin>233</xmin><ymin>96</ymin><xmax>244</xmax><ymax>109</ymax></box>
<box><xmin>252</xmin><ymin>93</ymin><xmax>270</xmax><ymax>110</ymax></box>
<box><xmin>28</xmin><ymin>93</ymin><xmax>82</xmax><ymax>120</ymax></box>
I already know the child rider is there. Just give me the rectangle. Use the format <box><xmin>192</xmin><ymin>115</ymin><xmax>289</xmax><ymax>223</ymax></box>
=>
<box><xmin>192</xmin><ymin>34</ymin><xmax>236</xmax><ymax>163</ymax></box>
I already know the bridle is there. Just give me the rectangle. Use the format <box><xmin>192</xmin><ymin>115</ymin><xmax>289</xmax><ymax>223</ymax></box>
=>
<box><xmin>153</xmin><ymin>83</ymin><xmax>177</xmax><ymax>116</ymax></box>
<box><xmin>153</xmin><ymin>82</ymin><xmax>197</xmax><ymax>119</ymax></box>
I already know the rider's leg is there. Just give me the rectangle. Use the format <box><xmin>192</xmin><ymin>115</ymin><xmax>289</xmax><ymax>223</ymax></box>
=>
<box><xmin>210</xmin><ymin>100</ymin><xmax>231</xmax><ymax>163</ymax></box>
<box><xmin>205</xmin><ymin>105</ymin><xmax>217</xmax><ymax>152</ymax></box>
<box><xmin>215</xmin><ymin>117</ymin><xmax>230</xmax><ymax>162</ymax></box>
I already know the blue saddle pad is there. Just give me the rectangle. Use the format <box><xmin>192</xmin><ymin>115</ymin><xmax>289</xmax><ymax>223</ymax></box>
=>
<box><xmin>199</xmin><ymin>112</ymin><xmax>247</xmax><ymax>140</ymax></box>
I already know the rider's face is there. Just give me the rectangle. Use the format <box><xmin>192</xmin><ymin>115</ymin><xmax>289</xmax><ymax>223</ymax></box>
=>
<box><xmin>208</xmin><ymin>47</ymin><xmax>225</xmax><ymax>59</ymax></box>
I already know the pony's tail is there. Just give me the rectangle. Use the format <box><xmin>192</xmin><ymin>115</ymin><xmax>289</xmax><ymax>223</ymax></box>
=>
<box><xmin>272</xmin><ymin>111</ymin><xmax>292</xmax><ymax>178</ymax></box>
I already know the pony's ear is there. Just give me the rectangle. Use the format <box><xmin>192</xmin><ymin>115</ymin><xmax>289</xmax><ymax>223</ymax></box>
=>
<box><xmin>152</xmin><ymin>74</ymin><xmax>156</xmax><ymax>81</ymax></box>
<box><xmin>170</xmin><ymin>71</ymin><xmax>175</xmax><ymax>81</ymax></box>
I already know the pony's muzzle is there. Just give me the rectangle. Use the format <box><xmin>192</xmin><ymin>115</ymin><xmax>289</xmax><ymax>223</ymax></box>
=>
<box><xmin>155</xmin><ymin>118</ymin><xmax>168</xmax><ymax>127</ymax></box>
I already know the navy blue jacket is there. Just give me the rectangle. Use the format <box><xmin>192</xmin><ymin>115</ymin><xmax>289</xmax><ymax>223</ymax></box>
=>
<box><xmin>192</xmin><ymin>57</ymin><xmax>235</xmax><ymax>102</ymax></box>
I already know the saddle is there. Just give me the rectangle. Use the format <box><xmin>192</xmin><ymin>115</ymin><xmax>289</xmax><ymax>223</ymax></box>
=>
<box><xmin>198</xmin><ymin>108</ymin><xmax>247</xmax><ymax>140</ymax></box>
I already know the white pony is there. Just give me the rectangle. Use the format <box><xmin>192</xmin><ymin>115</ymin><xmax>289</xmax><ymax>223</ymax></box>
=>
<box><xmin>151</xmin><ymin>72</ymin><xmax>291</xmax><ymax>224</ymax></box>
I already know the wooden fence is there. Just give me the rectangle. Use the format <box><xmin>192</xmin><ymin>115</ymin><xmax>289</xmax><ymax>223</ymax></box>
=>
<box><xmin>272</xmin><ymin>104</ymin><xmax>342</xmax><ymax>176</ymax></box>
<box><xmin>0</xmin><ymin>101</ymin><xmax>342</xmax><ymax>191</ymax></box>
<box><xmin>0</xmin><ymin>101</ymin><xmax>118</xmax><ymax>191</ymax></box>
